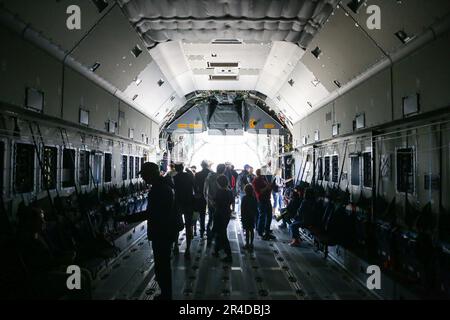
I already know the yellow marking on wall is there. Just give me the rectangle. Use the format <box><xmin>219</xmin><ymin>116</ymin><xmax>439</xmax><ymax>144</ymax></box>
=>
<box><xmin>264</xmin><ymin>123</ymin><xmax>275</xmax><ymax>129</ymax></box>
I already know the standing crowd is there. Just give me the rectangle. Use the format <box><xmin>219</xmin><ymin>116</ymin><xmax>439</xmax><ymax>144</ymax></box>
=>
<box><xmin>126</xmin><ymin>160</ymin><xmax>307</xmax><ymax>300</ymax></box>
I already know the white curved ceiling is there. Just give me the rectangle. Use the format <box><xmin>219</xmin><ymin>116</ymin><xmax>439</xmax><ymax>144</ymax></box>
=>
<box><xmin>2</xmin><ymin>0</ymin><xmax>450</xmax><ymax>127</ymax></box>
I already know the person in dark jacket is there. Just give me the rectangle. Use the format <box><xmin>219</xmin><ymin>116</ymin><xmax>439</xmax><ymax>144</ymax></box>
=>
<box><xmin>194</xmin><ymin>160</ymin><xmax>211</xmax><ymax>239</ymax></box>
<box><xmin>278</xmin><ymin>185</ymin><xmax>303</xmax><ymax>229</ymax></box>
<box><xmin>240</xmin><ymin>184</ymin><xmax>258</xmax><ymax>250</ymax></box>
<box><xmin>289</xmin><ymin>188</ymin><xmax>315</xmax><ymax>247</ymax></box>
<box><xmin>120</xmin><ymin>162</ymin><xmax>177</xmax><ymax>300</ymax></box>
<box><xmin>212</xmin><ymin>174</ymin><xmax>234</xmax><ymax>263</ymax></box>
<box><xmin>173</xmin><ymin>163</ymin><xmax>195</xmax><ymax>260</ymax></box>
<box><xmin>252</xmin><ymin>169</ymin><xmax>275</xmax><ymax>240</ymax></box>
<box><xmin>204</xmin><ymin>163</ymin><xmax>226</xmax><ymax>245</ymax></box>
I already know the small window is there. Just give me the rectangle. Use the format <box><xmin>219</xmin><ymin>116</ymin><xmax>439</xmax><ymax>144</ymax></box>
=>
<box><xmin>93</xmin><ymin>153</ymin><xmax>102</xmax><ymax>185</ymax></box>
<box><xmin>363</xmin><ymin>152</ymin><xmax>372</xmax><ymax>188</ymax></box>
<box><xmin>324</xmin><ymin>156</ymin><xmax>330</xmax><ymax>181</ymax></box>
<box><xmin>15</xmin><ymin>143</ymin><xmax>35</xmax><ymax>193</ymax></box>
<box><xmin>62</xmin><ymin>149</ymin><xmax>75</xmax><ymax>188</ymax></box>
<box><xmin>122</xmin><ymin>155</ymin><xmax>128</xmax><ymax>181</ymax></box>
<box><xmin>317</xmin><ymin>157</ymin><xmax>323</xmax><ymax>181</ymax></box>
<box><xmin>79</xmin><ymin>150</ymin><xmax>90</xmax><ymax>186</ymax></box>
<box><xmin>104</xmin><ymin>153</ymin><xmax>112</xmax><ymax>183</ymax></box>
<box><xmin>351</xmin><ymin>156</ymin><xmax>360</xmax><ymax>186</ymax></box>
<box><xmin>42</xmin><ymin>146</ymin><xmax>57</xmax><ymax>190</ymax></box>
<box><xmin>129</xmin><ymin>156</ymin><xmax>135</xmax><ymax>180</ymax></box>
<box><xmin>397</xmin><ymin>148</ymin><xmax>414</xmax><ymax>193</ymax></box>
<box><xmin>332</xmin><ymin>155</ymin><xmax>339</xmax><ymax>183</ymax></box>
<box><xmin>135</xmin><ymin>157</ymin><xmax>140</xmax><ymax>178</ymax></box>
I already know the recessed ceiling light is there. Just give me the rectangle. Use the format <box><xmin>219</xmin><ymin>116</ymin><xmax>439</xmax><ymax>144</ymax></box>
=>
<box><xmin>132</xmin><ymin>94</ymin><xmax>138</xmax><ymax>101</ymax></box>
<box><xmin>157</xmin><ymin>79</ymin><xmax>165</xmax><ymax>87</ymax></box>
<box><xmin>312</xmin><ymin>46</ymin><xmax>322</xmax><ymax>59</ymax></box>
<box><xmin>311</xmin><ymin>79</ymin><xmax>320</xmax><ymax>87</ymax></box>
<box><xmin>395</xmin><ymin>30</ymin><xmax>413</xmax><ymax>44</ymax></box>
<box><xmin>347</xmin><ymin>0</ymin><xmax>366</xmax><ymax>14</ymax></box>
<box><xmin>288</xmin><ymin>79</ymin><xmax>295</xmax><ymax>87</ymax></box>
<box><xmin>134</xmin><ymin>78</ymin><xmax>142</xmax><ymax>86</ymax></box>
<box><xmin>334</xmin><ymin>80</ymin><xmax>342</xmax><ymax>88</ymax></box>
<box><xmin>131</xmin><ymin>45</ymin><xmax>143</xmax><ymax>58</ymax></box>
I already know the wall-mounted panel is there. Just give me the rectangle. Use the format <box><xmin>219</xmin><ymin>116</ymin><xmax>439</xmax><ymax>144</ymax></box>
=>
<box><xmin>0</xmin><ymin>26</ymin><xmax>62</xmax><ymax>117</ymax></box>
<box><xmin>63</xmin><ymin>67</ymin><xmax>119</xmax><ymax>131</ymax></box>
<box><xmin>393</xmin><ymin>30</ymin><xmax>450</xmax><ymax>120</ymax></box>
<box><xmin>71</xmin><ymin>5</ymin><xmax>152</xmax><ymax>91</ymax></box>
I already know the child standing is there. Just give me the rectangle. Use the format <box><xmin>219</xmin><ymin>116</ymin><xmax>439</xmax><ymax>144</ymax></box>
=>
<box><xmin>241</xmin><ymin>184</ymin><xmax>258</xmax><ymax>250</ymax></box>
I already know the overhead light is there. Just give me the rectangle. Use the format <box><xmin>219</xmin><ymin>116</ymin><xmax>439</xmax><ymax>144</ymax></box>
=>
<box><xmin>307</xmin><ymin>102</ymin><xmax>313</xmax><ymax>108</ymax></box>
<box><xmin>311</xmin><ymin>46</ymin><xmax>322</xmax><ymax>59</ymax></box>
<box><xmin>209</xmin><ymin>75</ymin><xmax>238</xmax><ymax>81</ymax></box>
<box><xmin>311</xmin><ymin>79</ymin><xmax>320</xmax><ymax>87</ymax></box>
<box><xmin>207</xmin><ymin>62</ymin><xmax>239</xmax><ymax>68</ymax></box>
<box><xmin>334</xmin><ymin>80</ymin><xmax>342</xmax><ymax>88</ymax></box>
<box><xmin>134</xmin><ymin>78</ymin><xmax>142</xmax><ymax>86</ymax></box>
<box><xmin>211</xmin><ymin>53</ymin><xmax>217</xmax><ymax>57</ymax></box>
<box><xmin>90</xmin><ymin>62</ymin><xmax>101</xmax><ymax>72</ymax></box>
<box><xmin>288</xmin><ymin>79</ymin><xmax>295</xmax><ymax>87</ymax></box>
<box><xmin>347</xmin><ymin>0</ymin><xmax>366</xmax><ymax>14</ymax></box>
<box><xmin>170</xmin><ymin>96</ymin><xmax>175</xmax><ymax>101</ymax></box>
<box><xmin>132</xmin><ymin>94</ymin><xmax>138</xmax><ymax>101</ymax></box>
<box><xmin>131</xmin><ymin>44</ymin><xmax>143</xmax><ymax>58</ymax></box>
<box><xmin>211</xmin><ymin>39</ymin><xmax>242</xmax><ymax>45</ymax></box>
<box><xmin>157</xmin><ymin>79</ymin><xmax>165</xmax><ymax>87</ymax></box>
<box><xmin>395</xmin><ymin>30</ymin><xmax>413</xmax><ymax>44</ymax></box>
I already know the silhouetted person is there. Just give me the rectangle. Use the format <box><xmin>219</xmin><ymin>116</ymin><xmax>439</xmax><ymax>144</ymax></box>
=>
<box><xmin>252</xmin><ymin>169</ymin><xmax>275</xmax><ymax>240</ymax></box>
<box><xmin>212</xmin><ymin>174</ymin><xmax>234</xmax><ymax>263</ymax></box>
<box><xmin>17</xmin><ymin>206</ymin><xmax>92</xmax><ymax>299</ymax></box>
<box><xmin>173</xmin><ymin>162</ymin><xmax>195</xmax><ymax>259</ymax></box>
<box><xmin>194</xmin><ymin>160</ymin><xmax>211</xmax><ymax>238</ymax></box>
<box><xmin>204</xmin><ymin>163</ymin><xmax>226</xmax><ymax>245</ymax></box>
<box><xmin>241</xmin><ymin>184</ymin><xmax>258</xmax><ymax>250</ymax></box>
<box><xmin>289</xmin><ymin>188</ymin><xmax>315</xmax><ymax>247</ymax></box>
<box><xmin>120</xmin><ymin>162</ymin><xmax>177</xmax><ymax>300</ymax></box>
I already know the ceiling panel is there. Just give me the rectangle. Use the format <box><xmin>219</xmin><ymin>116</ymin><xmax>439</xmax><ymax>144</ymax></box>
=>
<box><xmin>301</xmin><ymin>5</ymin><xmax>385</xmax><ymax>92</ymax></box>
<box><xmin>345</xmin><ymin>0</ymin><xmax>450</xmax><ymax>55</ymax></box>
<box><xmin>71</xmin><ymin>5</ymin><xmax>152</xmax><ymax>91</ymax></box>
<box><xmin>255</xmin><ymin>41</ymin><xmax>304</xmax><ymax>98</ymax></box>
<box><xmin>123</xmin><ymin>61</ymin><xmax>183</xmax><ymax>118</ymax></box>
<box><xmin>119</xmin><ymin>0</ymin><xmax>339</xmax><ymax>48</ymax></box>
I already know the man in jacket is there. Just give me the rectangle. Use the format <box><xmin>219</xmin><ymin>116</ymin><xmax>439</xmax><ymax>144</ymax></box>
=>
<box><xmin>119</xmin><ymin>162</ymin><xmax>176</xmax><ymax>300</ymax></box>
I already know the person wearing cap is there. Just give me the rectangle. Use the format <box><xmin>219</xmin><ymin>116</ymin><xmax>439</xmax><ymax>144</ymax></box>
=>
<box><xmin>118</xmin><ymin>162</ymin><xmax>177</xmax><ymax>300</ymax></box>
<box><xmin>194</xmin><ymin>160</ymin><xmax>211</xmax><ymax>239</ymax></box>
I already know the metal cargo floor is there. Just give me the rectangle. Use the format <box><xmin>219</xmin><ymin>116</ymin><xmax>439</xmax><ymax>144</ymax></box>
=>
<box><xmin>93</xmin><ymin>214</ymin><xmax>376</xmax><ymax>300</ymax></box>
